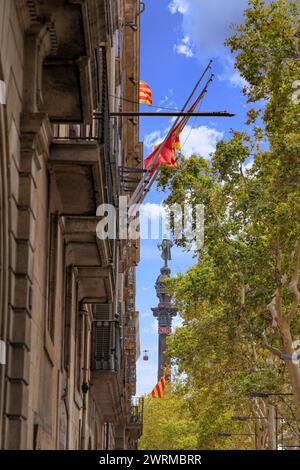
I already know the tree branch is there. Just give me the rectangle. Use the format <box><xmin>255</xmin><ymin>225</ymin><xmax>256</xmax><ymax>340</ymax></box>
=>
<box><xmin>267</xmin><ymin>293</ymin><xmax>280</xmax><ymax>329</ymax></box>
<box><xmin>287</xmin><ymin>235</ymin><xmax>300</xmax><ymax>322</ymax></box>
<box><xmin>267</xmin><ymin>240</ymin><xmax>282</xmax><ymax>327</ymax></box>
<box><xmin>239</xmin><ymin>162</ymin><xmax>248</xmax><ymax>189</ymax></box>
<box><xmin>253</xmin><ymin>398</ymin><xmax>267</xmax><ymax>420</ymax></box>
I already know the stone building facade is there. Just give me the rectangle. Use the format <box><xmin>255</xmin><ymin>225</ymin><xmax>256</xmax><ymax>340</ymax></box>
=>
<box><xmin>0</xmin><ymin>0</ymin><xmax>143</xmax><ymax>450</ymax></box>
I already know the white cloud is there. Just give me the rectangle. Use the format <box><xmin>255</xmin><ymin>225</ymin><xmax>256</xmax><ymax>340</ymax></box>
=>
<box><xmin>217</xmin><ymin>56</ymin><xmax>248</xmax><ymax>89</ymax></box>
<box><xmin>144</xmin><ymin>130</ymin><xmax>162</xmax><ymax>151</ymax></box>
<box><xmin>174</xmin><ymin>43</ymin><xmax>193</xmax><ymax>58</ymax></box>
<box><xmin>174</xmin><ymin>35</ymin><xmax>194</xmax><ymax>58</ymax></box>
<box><xmin>168</xmin><ymin>0</ymin><xmax>248</xmax><ymax>59</ymax></box>
<box><xmin>168</xmin><ymin>0</ymin><xmax>272</xmax><ymax>81</ymax></box>
<box><xmin>160</xmin><ymin>96</ymin><xmax>168</xmax><ymax>105</ymax></box>
<box><xmin>167</xmin><ymin>0</ymin><xmax>253</xmax><ymax>88</ymax></box>
<box><xmin>173</xmin><ymin>315</ymin><xmax>184</xmax><ymax>330</ymax></box>
<box><xmin>168</xmin><ymin>0</ymin><xmax>190</xmax><ymax>14</ymax></box>
<box><xmin>242</xmin><ymin>158</ymin><xmax>254</xmax><ymax>172</ymax></box>
<box><xmin>229</xmin><ymin>71</ymin><xmax>247</xmax><ymax>88</ymax></box>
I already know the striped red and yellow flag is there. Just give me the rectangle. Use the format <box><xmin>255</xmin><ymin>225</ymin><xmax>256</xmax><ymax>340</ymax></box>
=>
<box><xmin>139</xmin><ymin>81</ymin><xmax>152</xmax><ymax>106</ymax></box>
<box><xmin>150</xmin><ymin>374</ymin><xmax>166</xmax><ymax>399</ymax></box>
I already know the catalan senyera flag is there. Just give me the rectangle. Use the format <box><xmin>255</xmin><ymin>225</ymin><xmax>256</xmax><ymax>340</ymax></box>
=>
<box><xmin>150</xmin><ymin>374</ymin><xmax>166</xmax><ymax>399</ymax></box>
<box><xmin>139</xmin><ymin>81</ymin><xmax>153</xmax><ymax>106</ymax></box>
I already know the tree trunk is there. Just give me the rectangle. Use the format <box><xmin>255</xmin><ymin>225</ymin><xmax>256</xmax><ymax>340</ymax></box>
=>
<box><xmin>255</xmin><ymin>421</ymin><xmax>268</xmax><ymax>450</ymax></box>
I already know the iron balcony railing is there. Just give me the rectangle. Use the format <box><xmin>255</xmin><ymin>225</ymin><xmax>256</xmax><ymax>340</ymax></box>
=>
<box><xmin>91</xmin><ymin>320</ymin><xmax>121</xmax><ymax>372</ymax></box>
<box><xmin>52</xmin><ymin>122</ymin><xmax>98</xmax><ymax>140</ymax></box>
<box><xmin>95</xmin><ymin>45</ymin><xmax>114</xmax><ymax>207</ymax></box>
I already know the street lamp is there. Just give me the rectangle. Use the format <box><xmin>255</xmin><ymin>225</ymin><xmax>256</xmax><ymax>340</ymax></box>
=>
<box><xmin>232</xmin><ymin>415</ymin><xmax>285</xmax><ymax>421</ymax></box>
<box><xmin>280</xmin><ymin>353</ymin><xmax>300</xmax><ymax>361</ymax></box>
<box><xmin>232</xmin><ymin>415</ymin><xmax>265</xmax><ymax>421</ymax></box>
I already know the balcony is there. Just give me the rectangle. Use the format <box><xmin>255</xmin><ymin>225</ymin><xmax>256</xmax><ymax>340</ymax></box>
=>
<box><xmin>91</xmin><ymin>320</ymin><xmax>121</xmax><ymax>370</ymax></box>
<box><xmin>91</xmin><ymin>320</ymin><xmax>123</xmax><ymax>421</ymax></box>
<box><xmin>127</xmin><ymin>397</ymin><xmax>144</xmax><ymax>440</ymax></box>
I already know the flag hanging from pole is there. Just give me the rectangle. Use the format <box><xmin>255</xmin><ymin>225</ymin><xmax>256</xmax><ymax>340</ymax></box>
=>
<box><xmin>139</xmin><ymin>81</ymin><xmax>153</xmax><ymax>106</ymax></box>
<box><xmin>144</xmin><ymin>131</ymin><xmax>178</xmax><ymax>173</ymax></box>
<box><xmin>150</xmin><ymin>374</ymin><xmax>166</xmax><ymax>399</ymax></box>
<box><xmin>143</xmin><ymin>89</ymin><xmax>205</xmax><ymax>173</ymax></box>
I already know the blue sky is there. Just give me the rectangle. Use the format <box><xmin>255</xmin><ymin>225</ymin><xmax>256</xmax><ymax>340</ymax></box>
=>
<box><xmin>136</xmin><ymin>0</ymin><xmax>252</xmax><ymax>396</ymax></box>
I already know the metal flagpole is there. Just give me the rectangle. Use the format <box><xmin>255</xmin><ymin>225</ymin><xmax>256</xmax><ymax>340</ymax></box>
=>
<box><xmin>128</xmin><ymin>61</ymin><xmax>213</xmax><ymax>207</ymax></box>
<box><xmin>133</xmin><ymin>73</ymin><xmax>214</xmax><ymax>206</ymax></box>
<box><xmin>133</xmin><ymin>74</ymin><xmax>214</xmax><ymax>206</ymax></box>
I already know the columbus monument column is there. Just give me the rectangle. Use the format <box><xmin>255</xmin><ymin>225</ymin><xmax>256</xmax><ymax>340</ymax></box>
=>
<box><xmin>152</xmin><ymin>237</ymin><xmax>178</xmax><ymax>381</ymax></box>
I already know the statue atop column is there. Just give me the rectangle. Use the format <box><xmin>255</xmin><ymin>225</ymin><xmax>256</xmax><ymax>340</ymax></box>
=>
<box><xmin>157</xmin><ymin>236</ymin><xmax>173</xmax><ymax>268</ymax></box>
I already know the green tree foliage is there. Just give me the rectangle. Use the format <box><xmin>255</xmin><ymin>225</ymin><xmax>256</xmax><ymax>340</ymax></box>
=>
<box><xmin>139</xmin><ymin>386</ymin><xmax>198</xmax><ymax>450</ymax></box>
<box><xmin>139</xmin><ymin>383</ymin><xmax>254</xmax><ymax>450</ymax></box>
